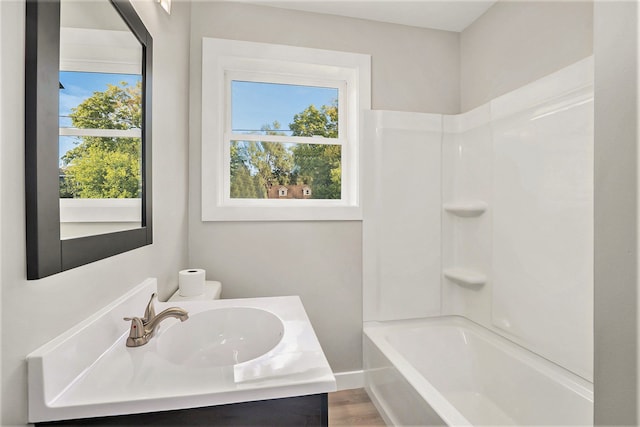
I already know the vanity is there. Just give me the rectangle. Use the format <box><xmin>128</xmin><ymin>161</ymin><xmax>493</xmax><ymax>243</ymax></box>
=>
<box><xmin>26</xmin><ymin>279</ymin><xmax>336</xmax><ymax>426</ymax></box>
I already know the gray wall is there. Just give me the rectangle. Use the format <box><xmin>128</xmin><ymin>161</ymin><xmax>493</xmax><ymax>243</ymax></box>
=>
<box><xmin>460</xmin><ymin>1</ymin><xmax>593</xmax><ymax>111</ymax></box>
<box><xmin>593</xmin><ymin>2</ymin><xmax>638</xmax><ymax>424</ymax></box>
<box><xmin>187</xmin><ymin>1</ymin><xmax>460</xmax><ymax>374</ymax></box>
<box><xmin>0</xmin><ymin>1</ymin><xmax>191</xmax><ymax>424</ymax></box>
<box><xmin>0</xmin><ymin>0</ymin><xmax>3</xmax><ymax>421</ymax></box>
<box><xmin>189</xmin><ymin>1</ymin><xmax>461</xmax><ymax>115</ymax></box>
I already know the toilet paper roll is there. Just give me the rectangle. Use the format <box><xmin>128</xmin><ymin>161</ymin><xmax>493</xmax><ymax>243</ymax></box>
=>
<box><xmin>178</xmin><ymin>269</ymin><xmax>205</xmax><ymax>297</ymax></box>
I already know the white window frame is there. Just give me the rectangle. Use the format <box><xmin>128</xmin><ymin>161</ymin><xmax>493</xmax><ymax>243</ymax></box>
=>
<box><xmin>201</xmin><ymin>37</ymin><xmax>371</xmax><ymax>221</ymax></box>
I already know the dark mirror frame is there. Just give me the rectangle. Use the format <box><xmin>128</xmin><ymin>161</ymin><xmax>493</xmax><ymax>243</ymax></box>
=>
<box><xmin>25</xmin><ymin>0</ymin><xmax>152</xmax><ymax>280</ymax></box>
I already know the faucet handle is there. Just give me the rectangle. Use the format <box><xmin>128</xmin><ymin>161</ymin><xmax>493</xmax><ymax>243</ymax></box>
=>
<box><xmin>123</xmin><ymin>317</ymin><xmax>146</xmax><ymax>347</ymax></box>
<box><xmin>143</xmin><ymin>293</ymin><xmax>157</xmax><ymax>322</ymax></box>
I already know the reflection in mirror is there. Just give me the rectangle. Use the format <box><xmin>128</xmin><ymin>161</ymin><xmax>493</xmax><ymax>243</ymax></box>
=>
<box><xmin>25</xmin><ymin>0</ymin><xmax>152</xmax><ymax>279</ymax></box>
<box><xmin>59</xmin><ymin>0</ymin><xmax>143</xmax><ymax>239</ymax></box>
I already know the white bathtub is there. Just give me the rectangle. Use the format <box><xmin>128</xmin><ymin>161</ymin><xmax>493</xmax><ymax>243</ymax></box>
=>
<box><xmin>364</xmin><ymin>316</ymin><xmax>593</xmax><ymax>426</ymax></box>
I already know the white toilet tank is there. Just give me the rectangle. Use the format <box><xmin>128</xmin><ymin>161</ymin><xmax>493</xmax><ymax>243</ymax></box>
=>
<box><xmin>168</xmin><ymin>280</ymin><xmax>222</xmax><ymax>301</ymax></box>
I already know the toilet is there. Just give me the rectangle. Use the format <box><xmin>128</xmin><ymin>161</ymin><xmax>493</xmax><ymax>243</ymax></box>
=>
<box><xmin>167</xmin><ymin>280</ymin><xmax>222</xmax><ymax>302</ymax></box>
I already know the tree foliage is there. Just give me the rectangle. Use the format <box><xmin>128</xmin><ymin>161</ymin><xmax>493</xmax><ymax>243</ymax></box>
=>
<box><xmin>230</xmin><ymin>142</ymin><xmax>261</xmax><ymax>199</ymax></box>
<box><xmin>289</xmin><ymin>104</ymin><xmax>337</xmax><ymax>138</ymax></box>
<box><xmin>230</xmin><ymin>102</ymin><xmax>342</xmax><ymax>200</ymax></box>
<box><xmin>290</xmin><ymin>104</ymin><xmax>340</xmax><ymax>199</ymax></box>
<box><xmin>60</xmin><ymin>81</ymin><xmax>142</xmax><ymax>198</ymax></box>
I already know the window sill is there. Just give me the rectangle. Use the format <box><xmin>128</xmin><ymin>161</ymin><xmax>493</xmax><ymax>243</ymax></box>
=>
<box><xmin>60</xmin><ymin>198</ymin><xmax>141</xmax><ymax>223</ymax></box>
<box><xmin>202</xmin><ymin>205</ymin><xmax>362</xmax><ymax>222</ymax></box>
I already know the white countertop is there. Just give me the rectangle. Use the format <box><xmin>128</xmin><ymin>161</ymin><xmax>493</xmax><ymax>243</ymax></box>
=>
<box><xmin>27</xmin><ymin>279</ymin><xmax>336</xmax><ymax>423</ymax></box>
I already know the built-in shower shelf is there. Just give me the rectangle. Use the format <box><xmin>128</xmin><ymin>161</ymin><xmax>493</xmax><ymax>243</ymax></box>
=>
<box><xmin>443</xmin><ymin>268</ymin><xmax>486</xmax><ymax>287</ymax></box>
<box><xmin>443</xmin><ymin>201</ymin><xmax>488</xmax><ymax>217</ymax></box>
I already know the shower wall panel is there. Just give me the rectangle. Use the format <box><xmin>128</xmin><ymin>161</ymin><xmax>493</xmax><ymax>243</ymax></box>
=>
<box><xmin>491</xmin><ymin>58</ymin><xmax>594</xmax><ymax>380</ymax></box>
<box><xmin>441</xmin><ymin>105</ymin><xmax>493</xmax><ymax>324</ymax></box>
<box><xmin>363</xmin><ymin>111</ymin><xmax>442</xmax><ymax>321</ymax></box>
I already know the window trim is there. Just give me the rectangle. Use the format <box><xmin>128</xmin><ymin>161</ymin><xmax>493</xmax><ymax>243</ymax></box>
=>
<box><xmin>201</xmin><ymin>38</ymin><xmax>371</xmax><ymax>221</ymax></box>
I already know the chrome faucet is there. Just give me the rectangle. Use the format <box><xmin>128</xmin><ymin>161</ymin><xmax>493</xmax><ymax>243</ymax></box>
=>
<box><xmin>124</xmin><ymin>293</ymin><xmax>189</xmax><ymax>347</ymax></box>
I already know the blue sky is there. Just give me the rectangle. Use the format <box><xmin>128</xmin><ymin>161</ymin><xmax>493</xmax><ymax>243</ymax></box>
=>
<box><xmin>231</xmin><ymin>81</ymin><xmax>337</xmax><ymax>134</ymax></box>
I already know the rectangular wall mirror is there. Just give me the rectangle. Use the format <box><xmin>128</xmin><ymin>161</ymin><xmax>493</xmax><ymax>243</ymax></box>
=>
<box><xmin>25</xmin><ymin>0</ymin><xmax>153</xmax><ymax>280</ymax></box>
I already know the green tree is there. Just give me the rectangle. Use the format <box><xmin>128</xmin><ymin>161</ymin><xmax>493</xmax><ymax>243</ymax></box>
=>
<box><xmin>229</xmin><ymin>103</ymin><xmax>342</xmax><ymax>200</ymax></box>
<box><xmin>289</xmin><ymin>104</ymin><xmax>337</xmax><ymax>138</ymax></box>
<box><xmin>230</xmin><ymin>141</ymin><xmax>262</xmax><ymax>198</ymax></box>
<box><xmin>256</xmin><ymin>121</ymin><xmax>293</xmax><ymax>189</ymax></box>
<box><xmin>230</xmin><ymin>121</ymin><xmax>293</xmax><ymax>199</ymax></box>
<box><xmin>60</xmin><ymin>81</ymin><xmax>141</xmax><ymax>198</ymax></box>
<box><xmin>290</xmin><ymin>103</ymin><xmax>341</xmax><ymax>199</ymax></box>
<box><xmin>247</xmin><ymin>140</ymin><xmax>294</xmax><ymax>191</ymax></box>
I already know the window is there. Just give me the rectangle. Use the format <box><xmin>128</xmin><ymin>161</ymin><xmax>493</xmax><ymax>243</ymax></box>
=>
<box><xmin>58</xmin><ymin>22</ymin><xmax>143</xmax><ymax>238</ymax></box>
<box><xmin>229</xmin><ymin>79</ymin><xmax>341</xmax><ymax>201</ymax></box>
<box><xmin>201</xmin><ymin>38</ymin><xmax>371</xmax><ymax>221</ymax></box>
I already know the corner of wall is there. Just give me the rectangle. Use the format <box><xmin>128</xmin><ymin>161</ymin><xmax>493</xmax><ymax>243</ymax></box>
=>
<box><xmin>459</xmin><ymin>0</ymin><xmax>593</xmax><ymax>112</ymax></box>
<box><xmin>593</xmin><ymin>1</ymin><xmax>639</xmax><ymax>424</ymax></box>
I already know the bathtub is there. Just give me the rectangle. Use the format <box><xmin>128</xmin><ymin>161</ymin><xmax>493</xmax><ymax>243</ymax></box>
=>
<box><xmin>364</xmin><ymin>316</ymin><xmax>593</xmax><ymax>426</ymax></box>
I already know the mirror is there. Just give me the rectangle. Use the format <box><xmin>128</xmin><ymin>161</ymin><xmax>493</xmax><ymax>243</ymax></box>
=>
<box><xmin>59</xmin><ymin>0</ymin><xmax>143</xmax><ymax>240</ymax></box>
<box><xmin>25</xmin><ymin>0</ymin><xmax>152</xmax><ymax>279</ymax></box>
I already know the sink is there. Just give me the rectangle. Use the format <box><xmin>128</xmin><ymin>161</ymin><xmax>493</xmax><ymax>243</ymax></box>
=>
<box><xmin>26</xmin><ymin>279</ymin><xmax>336</xmax><ymax>423</ymax></box>
<box><xmin>156</xmin><ymin>307</ymin><xmax>285</xmax><ymax>367</ymax></box>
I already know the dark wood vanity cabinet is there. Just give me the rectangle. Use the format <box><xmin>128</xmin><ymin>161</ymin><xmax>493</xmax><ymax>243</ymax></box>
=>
<box><xmin>36</xmin><ymin>393</ymin><xmax>328</xmax><ymax>426</ymax></box>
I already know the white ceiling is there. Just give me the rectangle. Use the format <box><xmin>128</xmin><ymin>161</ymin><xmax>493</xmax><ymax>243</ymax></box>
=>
<box><xmin>239</xmin><ymin>1</ymin><xmax>497</xmax><ymax>32</ymax></box>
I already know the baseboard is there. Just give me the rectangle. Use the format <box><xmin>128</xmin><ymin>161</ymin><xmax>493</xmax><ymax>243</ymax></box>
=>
<box><xmin>333</xmin><ymin>370</ymin><xmax>364</xmax><ymax>391</ymax></box>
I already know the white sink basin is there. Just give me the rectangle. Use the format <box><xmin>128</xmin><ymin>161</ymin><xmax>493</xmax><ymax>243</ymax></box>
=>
<box><xmin>156</xmin><ymin>307</ymin><xmax>284</xmax><ymax>367</ymax></box>
<box><xmin>26</xmin><ymin>279</ymin><xmax>336</xmax><ymax>423</ymax></box>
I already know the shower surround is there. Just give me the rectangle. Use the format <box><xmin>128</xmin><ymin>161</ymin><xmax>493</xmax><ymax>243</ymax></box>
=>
<box><xmin>362</xmin><ymin>56</ymin><xmax>594</xmax><ymax>425</ymax></box>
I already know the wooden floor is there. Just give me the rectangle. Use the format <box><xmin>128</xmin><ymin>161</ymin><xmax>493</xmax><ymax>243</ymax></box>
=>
<box><xmin>328</xmin><ymin>388</ymin><xmax>386</xmax><ymax>426</ymax></box>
